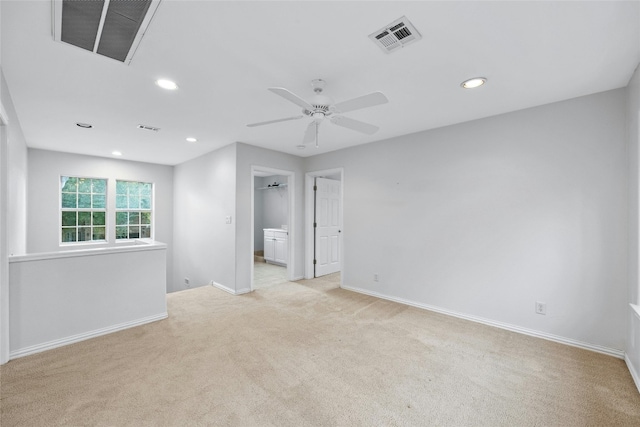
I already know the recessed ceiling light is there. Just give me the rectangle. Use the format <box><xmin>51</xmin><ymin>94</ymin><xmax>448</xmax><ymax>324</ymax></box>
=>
<box><xmin>461</xmin><ymin>77</ymin><xmax>487</xmax><ymax>89</ymax></box>
<box><xmin>186</xmin><ymin>137</ymin><xmax>197</xmax><ymax>142</ymax></box>
<box><xmin>155</xmin><ymin>79</ymin><xmax>178</xmax><ymax>90</ymax></box>
<box><xmin>112</xmin><ymin>151</ymin><xmax>122</xmax><ymax>156</ymax></box>
<box><xmin>76</xmin><ymin>122</ymin><xmax>93</xmax><ymax>128</ymax></box>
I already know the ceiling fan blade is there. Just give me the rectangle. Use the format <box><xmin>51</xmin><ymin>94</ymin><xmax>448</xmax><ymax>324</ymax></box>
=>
<box><xmin>246</xmin><ymin>115</ymin><xmax>304</xmax><ymax>127</ymax></box>
<box><xmin>268</xmin><ymin>87</ymin><xmax>314</xmax><ymax>111</ymax></box>
<box><xmin>333</xmin><ymin>92</ymin><xmax>388</xmax><ymax>114</ymax></box>
<box><xmin>303</xmin><ymin>121</ymin><xmax>316</xmax><ymax>144</ymax></box>
<box><xmin>330</xmin><ymin>115</ymin><xmax>379</xmax><ymax>135</ymax></box>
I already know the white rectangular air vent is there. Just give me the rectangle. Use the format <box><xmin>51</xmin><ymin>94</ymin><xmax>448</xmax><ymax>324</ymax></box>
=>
<box><xmin>52</xmin><ymin>0</ymin><xmax>161</xmax><ymax>65</ymax></box>
<box><xmin>137</xmin><ymin>124</ymin><xmax>160</xmax><ymax>132</ymax></box>
<box><xmin>369</xmin><ymin>16</ymin><xmax>422</xmax><ymax>53</ymax></box>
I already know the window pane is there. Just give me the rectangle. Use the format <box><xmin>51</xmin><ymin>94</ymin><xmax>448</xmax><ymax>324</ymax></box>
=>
<box><xmin>116</xmin><ymin>195</ymin><xmax>127</xmax><ymax>209</ymax></box>
<box><xmin>78</xmin><ymin>211</ymin><xmax>91</xmax><ymax>226</ymax></box>
<box><xmin>129</xmin><ymin>196</ymin><xmax>140</xmax><ymax>209</ymax></box>
<box><xmin>129</xmin><ymin>211</ymin><xmax>139</xmax><ymax>225</ymax></box>
<box><xmin>116</xmin><ymin>181</ymin><xmax>128</xmax><ymax>195</ymax></box>
<box><xmin>62</xmin><ymin>193</ymin><xmax>77</xmax><ymax>208</ymax></box>
<box><xmin>62</xmin><ymin>228</ymin><xmax>77</xmax><ymax>242</ymax></box>
<box><xmin>61</xmin><ymin>176</ymin><xmax>77</xmax><ymax>192</ymax></box>
<box><xmin>93</xmin><ymin>227</ymin><xmax>106</xmax><ymax>240</ymax></box>
<box><xmin>141</xmin><ymin>183</ymin><xmax>151</xmax><ymax>196</ymax></box>
<box><xmin>140</xmin><ymin>197</ymin><xmax>151</xmax><ymax>209</ymax></box>
<box><xmin>78</xmin><ymin>178</ymin><xmax>91</xmax><ymax>193</ymax></box>
<box><xmin>92</xmin><ymin>179</ymin><xmax>106</xmax><ymax>194</ymax></box>
<box><xmin>93</xmin><ymin>212</ymin><xmax>106</xmax><ymax>226</ymax></box>
<box><xmin>141</xmin><ymin>225</ymin><xmax>151</xmax><ymax>238</ymax></box>
<box><xmin>92</xmin><ymin>195</ymin><xmax>106</xmax><ymax>209</ymax></box>
<box><xmin>77</xmin><ymin>227</ymin><xmax>91</xmax><ymax>241</ymax></box>
<box><xmin>129</xmin><ymin>226</ymin><xmax>140</xmax><ymax>239</ymax></box>
<box><xmin>140</xmin><ymin>212</ymin><xmax>151</xmax><ymax>224</ymax></box>
<box><xmin>116</xmin><ymin>226</ymin><xmax>128</xmax><ymax>239</ymax></box>
<box><xmin>78</xmin><ymin>194</ymin><xmax>91</xmax><ymax>208</ymax></box>
<box><xmin>116</xmin><ymin>212</ymin><xmax>128</xmax><ymax>225</ymax></box>
<box><xmin>62</xmin><ymin>211</ymin><xmax>76</xmax><ymax>226</ymax></box>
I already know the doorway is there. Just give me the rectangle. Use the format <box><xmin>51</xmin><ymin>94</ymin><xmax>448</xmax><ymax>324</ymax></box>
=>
<box><xmin>305</xmin><ymin>168</ymin><xmax>344</xmax><ymax>282</ymax></box>
<box><xmin>251</xmin><ymin>166</ymin><xmax>295</xmax><ymax>291</ymax></box>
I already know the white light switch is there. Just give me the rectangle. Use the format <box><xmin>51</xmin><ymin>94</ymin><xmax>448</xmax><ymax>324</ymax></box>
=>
<box><xmin>225</xmin><ymin>216</ymin><xmax>232</xmax><ymax>224</ymax></box>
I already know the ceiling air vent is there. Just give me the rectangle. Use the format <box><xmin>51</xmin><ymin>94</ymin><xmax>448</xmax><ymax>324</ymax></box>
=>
<box><xmin>137</xmin><ymin>124</ymin><xmax>160</xmax><ymax>132</ymax></box>
<box><xmin>52</xmin><ymin>0</ymin><xmax>161</xmax><ymax>65</ymax></box>
<box><xmin>369</xmin><ymin>16</ymin><xmax>422</xmax><ymax>53</ymax></box>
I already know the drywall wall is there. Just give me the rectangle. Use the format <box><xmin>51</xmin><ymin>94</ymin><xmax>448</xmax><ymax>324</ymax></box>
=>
<box><xmin>236</xmin><ymin>143</ymin><xmax>305</xmax><ymax>290</ymax></box>
<box><xmin>259</xmin><ymin>175</ymin><xmax>289</xmax><ymax>229</ymax></box>
<box><xmin>254</xmin><ymin>176</ymin><xmax>265</xmax><ymax>252</ymax></box>
<box><xmin>0</xmin><ymin>68</ymin><xmax>28</xmax><ymax>364</ymax></box>
<box><xmin>254</xmin><ymin>175</ymin><xmax>289</xmax><ymax>252</ymax></box>
<box><xmin>9</xmin><ymin>241</ymin><xmax>167</xmax><ymax>358</ymax></box>
<box><xmin>306</xmin><ymin>88</ymin><xmax>628</xmax><ymax>352</ymax></box>
<box><xmin>627</xmin><ymin>62</ymin><xmax>640</xmax><ymax>388</ymax></box>
<box><xmin>26</xmin><ymin>149</ymin><xmax>175</xmax><ymax>290</ymax></box>
<box><xmin>172</xmin><ymin>143</ymin><xmax>236</xmax><ymax>293</ymax></box>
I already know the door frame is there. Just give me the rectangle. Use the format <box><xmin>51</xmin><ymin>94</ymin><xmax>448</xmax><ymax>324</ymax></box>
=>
<box><xmin>250</xmin><ymin>165</ymin><xmax>295</xmax><ymax>291</ymax></box>
<box><xmin>304</xmin><ymin>168</ymin><xmax>344</xmax><ymax>283</ymax></box>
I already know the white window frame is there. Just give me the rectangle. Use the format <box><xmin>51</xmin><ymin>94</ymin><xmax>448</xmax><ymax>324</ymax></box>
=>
<box><xmin>59</xmin><ymin>175</ymin><xmax>108</xmax><ymax>245</ymax></box>
<box><xmin>114</xmin><ymin>180</ymin><xmax>154</xmax><ymax>241</ymax></box>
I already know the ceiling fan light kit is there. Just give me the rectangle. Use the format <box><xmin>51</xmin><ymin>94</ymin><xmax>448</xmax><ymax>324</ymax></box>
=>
<box><xmin>247</xmin><ymin>79</ymin><xmax>388</xmax><ymax>148</ymax></box>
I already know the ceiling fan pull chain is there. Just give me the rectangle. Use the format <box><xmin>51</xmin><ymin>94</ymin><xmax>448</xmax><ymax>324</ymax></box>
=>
<box><xmin>315</xmin><ymin>122</ymin><xmax>319</xmax><ymax>148</ymax></box>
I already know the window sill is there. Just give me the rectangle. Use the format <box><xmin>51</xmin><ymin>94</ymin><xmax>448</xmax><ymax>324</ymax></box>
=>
<box><xmin>631</xmin><ymin>304</ymin><xmax>640</xmax><ymax>321</ymax></box>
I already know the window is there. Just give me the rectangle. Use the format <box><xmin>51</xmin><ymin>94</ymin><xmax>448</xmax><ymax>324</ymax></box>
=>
<box><xmin>60</xmin><ymin>176</ymin><xmax>107</xmax><ymax>243</ymax></box>
<box><xmin>116</xmin><ymin>180</ymin><xmax>152</xmax><ymax>239</ymax></box>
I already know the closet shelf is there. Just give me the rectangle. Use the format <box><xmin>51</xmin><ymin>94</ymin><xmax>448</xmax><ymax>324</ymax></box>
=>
<box><xmin>257</xmin><ymin>184</ymin><xmax>288</xmax><ymax>190</ymax></box>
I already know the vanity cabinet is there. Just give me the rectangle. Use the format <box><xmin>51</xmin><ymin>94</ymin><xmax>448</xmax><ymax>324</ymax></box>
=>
<box><xmin>264</xmin><ymin>229</ymin><xmax>288</xmax><ymax>265</ymax></box>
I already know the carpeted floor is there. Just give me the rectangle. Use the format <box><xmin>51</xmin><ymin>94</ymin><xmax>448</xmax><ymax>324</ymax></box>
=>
<box><xmin>1</xmin><ymin>267</ymin><xmax>639</xmax><ymax>426</ymax></box>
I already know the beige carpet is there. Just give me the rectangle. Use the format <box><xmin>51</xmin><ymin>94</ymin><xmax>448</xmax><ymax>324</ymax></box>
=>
<box><xmin>1</xmin><ymin>268</ymin><xmax>639</xmax><ymax>426</ymax></box>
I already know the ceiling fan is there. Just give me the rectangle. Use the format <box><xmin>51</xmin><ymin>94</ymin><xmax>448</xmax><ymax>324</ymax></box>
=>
<box><xmin>247</xmin><ymin>79</ymin><xmax>388</xmax><ymax>148</ymax></box>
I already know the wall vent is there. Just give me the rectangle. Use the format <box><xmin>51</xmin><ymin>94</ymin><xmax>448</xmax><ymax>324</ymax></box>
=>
<box><xmin>52</xmin><ymin>0</ymin><xmax>161</xmax><ymax>65</ymax></box>
<box><xmin>137</xmin><ymin>124</ymin><xmax>160</xmax><ymax>132</ymax></box>
<box><xmin>369</xmin><ymin>16</ymin><xmax>422</xmax><ymax>53</ymax></box>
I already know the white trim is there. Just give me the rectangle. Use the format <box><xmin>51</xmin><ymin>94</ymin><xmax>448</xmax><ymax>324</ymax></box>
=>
<box><xmin>9</xmin><ymin>239</ymin><xmax>166</xmax><ymax>263</ymax></box>
<box><xmin>9</xmin><ymin>312</ymin><xmax>167</xmax><ymax>360</ymax></box>
<box><xmin>341</xmin><ymin>284</ymin><xmax>625</xmax><ymax>359</ymax></box>
<box><xmin>625</xmin><ymin>353</ymin><xmax>640</xmax><ymax>395</ymax></box>
<box><xmin>631</xmin><ymin>303</ymin><xmax>640</xmax><ymax>321</ymax></box>
<box><xmin>212</xmin><ymin>281</ymin><xmax>251</xmax><ymax>295</ymax></box>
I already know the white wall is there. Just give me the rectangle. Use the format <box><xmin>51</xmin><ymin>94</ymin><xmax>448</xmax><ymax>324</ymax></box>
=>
<box><xmin>9</xmin><ymin>242</ymin><xmax>167</xmax><ymax>358</ymax></box>
<box><xmin>253</xmin><ymin>176</ymin><xmax>264</xmax><ymax>251</ymax></box>
<box><xmin>259</xmin><ymin>175</ymin><xmax>289</xmax><ymax>229</ymax></box>
<box><xmin>236</xmin><ymin>143</ymin><xmax>305</xmax><ymax>289</ymax></box>
<box><xmin>173</xmin><ymin>143</ymin><xmax>237</xmax><ymax>292</ymax></box>
<box><xmin>0</xmin><ymin>68</ymin><xmax>28</xmax><ymax>364</ymax></box>
<box><xmin>27</xmin><ymin>149</ymin><xmax>174</xmax><ymax>289</ymax></box>
<box><xmin>306</xmin><ymin>88</ymin><xmax>628</xmax><ymax>352</ymax></box>
<box><xmin>627</xmin><ymin>63</ymin><xmax>640</xmax><ymax>387</ymax></box>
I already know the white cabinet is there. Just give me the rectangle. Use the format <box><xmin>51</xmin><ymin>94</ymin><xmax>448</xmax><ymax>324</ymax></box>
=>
<box><xmin>263</xmin><ymin>229</ymin><xmax>288</xmax><ymax>266</ymax></box>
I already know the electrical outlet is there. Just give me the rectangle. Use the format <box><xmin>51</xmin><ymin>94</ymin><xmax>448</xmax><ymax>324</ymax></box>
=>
<box><xmin>225</xmin><ymin>216</ymin><xmax>232</xmax><ymax>224</ymax></box>
<box><xmin>184</xmin><ymin>277</ymin><xmax>190</xmax><ymax>288</ymax></box>
<box><xmin>373</xmin><ymin>273</ymin><xmax>379</xmax><ymax>282</ymax></box>
<box><xmin>535</xmin><ymin>301</ymin><xmax>547</xmax><ymax>315</ymax></box>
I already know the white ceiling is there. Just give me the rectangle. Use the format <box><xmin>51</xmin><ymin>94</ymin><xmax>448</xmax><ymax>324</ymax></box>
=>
<box><xmin>2</xmin><ymin>1</ymin><xmax>639</xmax><ymax>166</ymax></box>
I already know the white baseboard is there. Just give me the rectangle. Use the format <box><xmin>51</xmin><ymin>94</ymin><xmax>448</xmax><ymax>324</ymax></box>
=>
<box><xmin>625</xmin><ymin>353</ymin><xmax>640</xmax><ymax>394</ymax></box>
<box><xmin>9</xmin><ymin>312</ymin><xmax>168</xmax><ymax>360</ymax></box>
<box><xmin>212</xmin><ymin>281</ymin><xmax>252</xmax><ymax>295</ymax></box>
<box><xmin>341</xmin><ymin>285</ymin><xmax>624</xmax><ymax>359</ymax></box>
<box><xmin>291</xmin><ymin>276</ymin><xmax>304</xmax><ymax>281</ymax></box>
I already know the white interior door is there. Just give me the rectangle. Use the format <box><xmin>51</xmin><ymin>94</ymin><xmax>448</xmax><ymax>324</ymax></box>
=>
<box><xmin>315</xmin><ymin>177</ymin><xmax>341</xmax><ymax>277</ymax></box>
